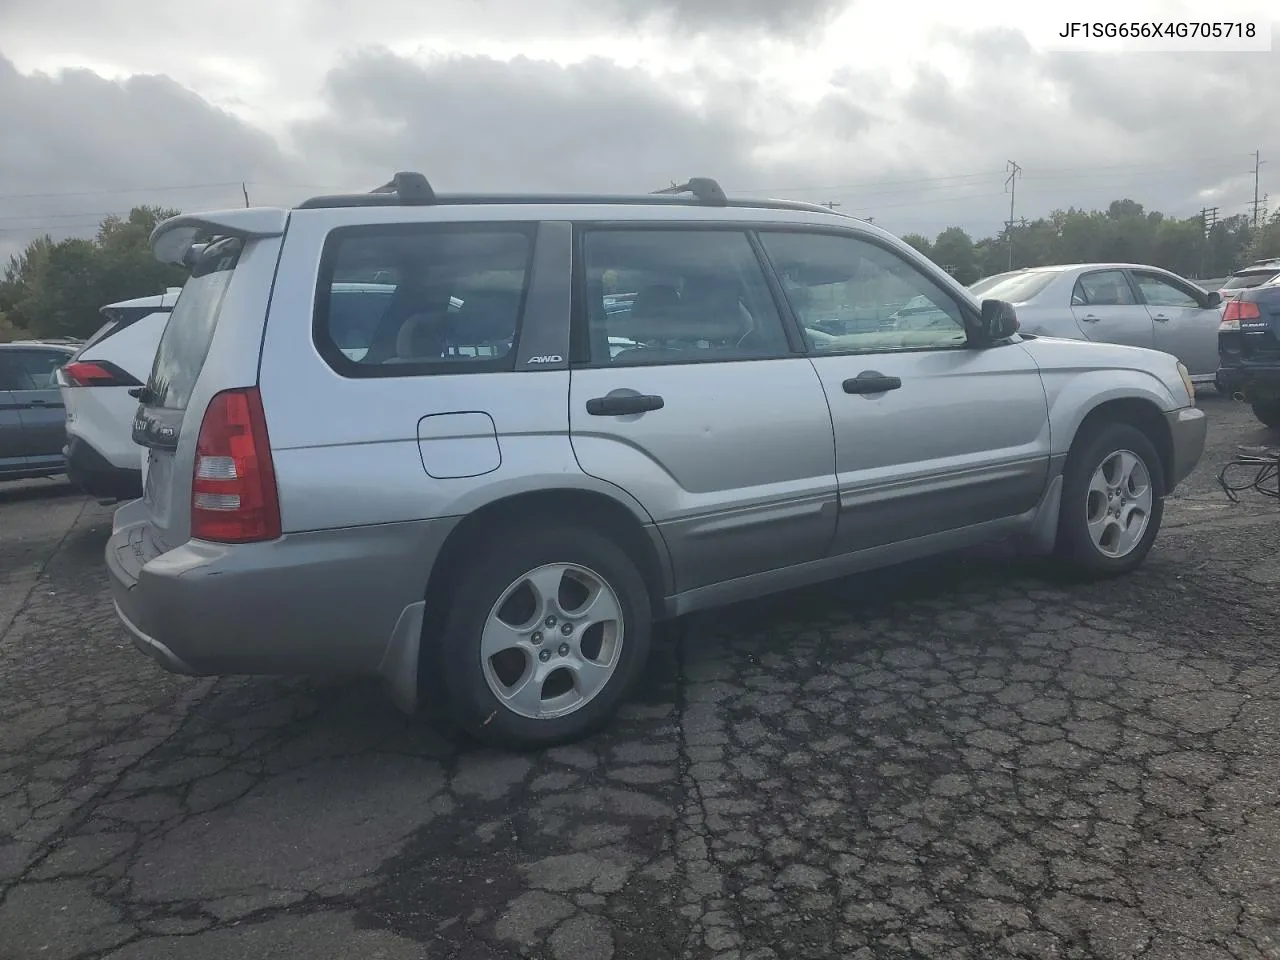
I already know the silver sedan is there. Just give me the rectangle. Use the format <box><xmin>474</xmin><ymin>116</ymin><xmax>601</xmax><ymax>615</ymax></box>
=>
<box><xmin>970</xmin><ymin>264</ymin><xmax>1223</xmax><ymax>383</ymax></box>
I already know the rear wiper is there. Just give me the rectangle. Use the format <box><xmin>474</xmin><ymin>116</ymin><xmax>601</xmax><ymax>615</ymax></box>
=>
<box><xmin>129</xmin><ymin>386</ymin><xmax>154</xmax><ymax>404</ymax></box>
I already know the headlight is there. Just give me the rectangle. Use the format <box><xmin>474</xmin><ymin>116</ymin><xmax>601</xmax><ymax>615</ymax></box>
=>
<box><xmin>1176</xmin><ymin>361</ymin><xmax>1196</xmax><ymax>406</ymax></box>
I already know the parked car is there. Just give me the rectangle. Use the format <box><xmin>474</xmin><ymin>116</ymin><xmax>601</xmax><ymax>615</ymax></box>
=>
<box><xmin>969</xmin><ymin>263</ymin><xmax>1223</xmax><ymax>383</ymax></box>
<box><xmin>58</xmin><ymin>289</ymin><xmax>182</xmax><ymax>501</ymax></box>
<box><xmin>1217</xmin><ymin>259</ymin><xmax>1280</xmax><ymax>302</ymax></box>
<box><xmin>106</xmin><ymin>174</ymin><xmax>1206</xmax><ymax>749</ymax></box>
<box><xmin>1217</xmin><ymin>271</ymin><xmax>1280</xmax><ymax>428</ymax></box>
<box><xmin>0</xmin><ymin>340</ymin><xmax>78</xmax><ymax>482</ymax></box>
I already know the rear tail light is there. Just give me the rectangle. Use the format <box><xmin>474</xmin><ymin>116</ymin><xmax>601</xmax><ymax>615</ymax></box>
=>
<box><xmin>190</xmin><ymin>387</ymin><xmax>281</xmax><ymax>543</ymax></box>
<box><xmin>60</xmin><ymin>360</ymin><xmax>142</xmax><ymax>387</ymax></box>
<box><xmin>1220</xmin><ymin>300</ymin><xmax>1261</xmax><ymax>332</ymax></box>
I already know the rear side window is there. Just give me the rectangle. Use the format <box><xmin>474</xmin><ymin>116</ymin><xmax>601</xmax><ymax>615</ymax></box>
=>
<box><xmin>313</xmin><ymin>224</ymin><xmax>534</xmax><ymax>377</ymax></box>
<box><xmin>79</xmin><ymin>306</ymin><xmax>172</xmax><ymax>355</ymax></box>
<box><xmin>1</xmin><ymin>348</ymin><xmax>73</xmax><ymax>389</ymax></box>
<box><xmin>1073</xmin><ymin>271</ymin><xmax>1137</xmax><ymax>306</ymax></box>
<box><xmin>145</xmin><ymin>238</ymin><xmax>241</xmax><ymax>410</ymax></box>
<box><xmin>1223</xmin><ymin>269</ymin><xmax>1280</xmax><ymax>290</ymax></box>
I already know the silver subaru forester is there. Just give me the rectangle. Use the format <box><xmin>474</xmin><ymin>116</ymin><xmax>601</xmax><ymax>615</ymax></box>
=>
<box><xmin>107</xmin><ymin>173</ymin><xmax>1207</xmax><ymax>749</ymax></box>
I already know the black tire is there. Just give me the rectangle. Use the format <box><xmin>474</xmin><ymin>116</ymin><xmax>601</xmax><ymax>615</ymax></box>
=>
<box><xmin>432</xmin><ymin>524</ymin><xmax>652</xmax><ymax>750</ymax></box>
<box><xmin>1054</xmin><ymin>421</ymin><xmax>1165</xmax><ymax>579</ymax></box>
<box><xmin>1251</xmin><ymin>401</ymin><xmax>1280</xmax><ymax>430</ymax></box>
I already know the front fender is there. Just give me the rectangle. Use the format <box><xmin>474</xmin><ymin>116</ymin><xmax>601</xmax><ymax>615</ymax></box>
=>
<box><xmin>1039</xmin><ymin>368</ymin><xmax>1179</xmax><ymax>458</ymax></box>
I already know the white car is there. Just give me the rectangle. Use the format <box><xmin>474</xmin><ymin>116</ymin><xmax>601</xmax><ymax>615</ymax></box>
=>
<box><xmin>57</xmin><ymin>289</ymin><xmax>181</xmax><ymax>500</ymax></box>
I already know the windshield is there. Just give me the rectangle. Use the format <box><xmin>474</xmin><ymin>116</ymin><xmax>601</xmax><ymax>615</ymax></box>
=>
<box><xmin>1222</xmin><ymin>269</ymin><xmax>1280</xmax><ymax>290</ymax></box>
<box><xmin>145</xmin><ymin>238</ymin><xmax>241</xmax><ymax>410</ymax></box>
<box><xmin>972</xmin><ymin>270</ymin><xmax>1058</xmax><ymax>304</ymax></box>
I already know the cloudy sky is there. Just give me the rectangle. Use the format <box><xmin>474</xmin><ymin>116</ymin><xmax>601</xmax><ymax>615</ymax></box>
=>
<box><xmin>0</xmin><ymin>0</ymin><xmax>1276</xmax><ymax>262</ymax></box>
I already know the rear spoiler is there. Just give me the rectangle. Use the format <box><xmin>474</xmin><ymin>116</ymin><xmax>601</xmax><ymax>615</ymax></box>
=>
<box><xmin>150</xmin><ymin>208</ymin><xmax>290</xmax><ymax>266</ymax></box>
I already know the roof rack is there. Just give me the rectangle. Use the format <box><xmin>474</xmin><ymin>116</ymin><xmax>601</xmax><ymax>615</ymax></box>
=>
<box><xmin>295</xmin><ymin>171</ymin><xmax>837</xmax><ymax>217</ymax></box>
<box><xmin>651</xmin><ymin>177</ymin><xmax>728</xmax><ymax>206</ymax></box>
<box><xmin>371</xmin><ymin>171</ymin><xmax>436</xmax><ymax>204</ymax></box>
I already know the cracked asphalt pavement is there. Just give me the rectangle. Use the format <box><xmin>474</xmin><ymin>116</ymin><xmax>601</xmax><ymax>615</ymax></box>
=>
<box><xmin>2</xmin><ymin>393</ymin><xmax>1279</xmax><ymax>960</ymax></box>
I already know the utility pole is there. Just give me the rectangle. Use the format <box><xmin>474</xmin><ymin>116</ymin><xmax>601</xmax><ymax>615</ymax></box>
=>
<box><xmin>1199</xmin><ymin>206</ymin><xmax>1219</xmax><ymax>278</ymax></box>
<box><xmin>242</xmin><ymin>182</ymin><xmax>251</xmax><ymax>208</ymax></box>
<box><xmin>820</xmin><ymin>200</ymin><xmax>841</xmax><ymax>210</ymax></box>
<box><xmin>1004</xmin><ymin>160</ymin><xmax>1022</xmax><ymax>270</ymax></box>
<box><xmin>1252</xmin><ymin>151</ymin><xmax>1266</xmax><ymax>228</ymax></box>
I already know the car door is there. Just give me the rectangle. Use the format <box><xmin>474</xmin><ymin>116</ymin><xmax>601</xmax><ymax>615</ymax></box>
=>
<box><xmin>568</xmin><ymin>226</ymin><xmax>838</xmax><ymax>594</ymax></box>
<box><xmin>7</xmin><ymin>347</ymin><xmax>70</xmax><ymax>468</ymax></box>
<box><xmin>1129</xmin><ymin>268</ymin><xmax>1219</xmax><ymax>376</ymax></box>
<box><xmin>755</xmin><ymin>229</ymin><xmax>1051</xmax><ymax>556</ymax></box>
<box><xmin>1069</xmin><ymin>269</ymin><xmax>1154</xmax><ymax>349</ymax></box>
<box><xmin>0</xmin><ymin>356</ymin><xmax>29</xmax><ymax>474</ymax></box>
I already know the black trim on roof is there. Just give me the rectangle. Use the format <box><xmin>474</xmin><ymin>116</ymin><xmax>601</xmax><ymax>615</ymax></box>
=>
<box><xmin>295</xmin><ymin>170</ymin><xmax>840</xmax><ymax>217</ymax></box>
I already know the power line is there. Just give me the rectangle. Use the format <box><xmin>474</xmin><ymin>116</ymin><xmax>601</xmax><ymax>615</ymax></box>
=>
<box><xmin>0</xmin><ymin>151</ymin><xmax>1270</xmax><ymax>205</ymax></box>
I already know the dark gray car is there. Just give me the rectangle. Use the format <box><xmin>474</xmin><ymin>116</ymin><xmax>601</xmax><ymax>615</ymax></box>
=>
<box><xmin>0</xmin><ymin>341</ymin><xmax>76</xmax><ymax>481</ymax></box>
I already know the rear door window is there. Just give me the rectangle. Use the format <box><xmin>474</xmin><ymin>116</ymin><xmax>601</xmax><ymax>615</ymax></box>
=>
<box><xmin>313</xmin><ymin>224</ymin><xmax>534</xmax><ymax>377</ymax></box>
<box><xmin>1074</xmin><ymin>271</ymin><xmax>1137</xmax><ymax>306</ymax></box>
<box><xmin>144</xmin><ymin>238</ymin><xmax>242</xmax><ymax>410</ymax></box>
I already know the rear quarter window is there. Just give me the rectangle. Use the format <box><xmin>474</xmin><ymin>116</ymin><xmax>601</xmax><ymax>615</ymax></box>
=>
<box><xmin>145</xmin><ymin>238</ymin><xmax>242</xmax><ymax>410</ymax></box>
<box><xmin>313</xmin><ymin>223</ymin><xmax>535</xmax><ymax>377</ymax></box>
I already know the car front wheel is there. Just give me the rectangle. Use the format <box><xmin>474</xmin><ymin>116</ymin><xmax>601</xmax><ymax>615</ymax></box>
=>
<box><xmin>435</xmin><ymin>524</ymin><xmax>652</xmax><ymax>750</ymax></box>
<box><xmin>1055</xmin><ymin>421</ymin><xmax>1165</xmax><ymax>578</ymax></box>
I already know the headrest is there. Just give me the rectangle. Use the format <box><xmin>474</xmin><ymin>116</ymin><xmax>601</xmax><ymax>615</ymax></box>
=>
<box><xmin>456</xmin><ymin>289</ymin><xmax>522</xmax><ymax>340</ymax></box>
<box><xmin>395</xmin><ymin>311</ymin><xmax>448</xmax><ymax>359</ymax></box>
<box><xmin>630</xmin><ymin>284</ymin><xmax>681</xmax><ymax>319</ymax></box>
<box><xmin>623</xmin><ymin>278</ymin><xmax>748</xmax><ymax>343</ymax></box>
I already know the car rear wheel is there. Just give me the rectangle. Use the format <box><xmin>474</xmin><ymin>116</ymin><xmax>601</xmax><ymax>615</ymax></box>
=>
<box><xmin>1250</xmin><ymin>401</ymin><xmax>1280</xmax><ymax>430</ymax></box>
<box><xmin>435</xmin><ymin>525</ymin><xmax>652</xmax><ymax>750</ymax></box>
<box><xmin>1055</xmin><ymin>421</ymin><xmax>1165</xmax><ymax>579</ymax></box>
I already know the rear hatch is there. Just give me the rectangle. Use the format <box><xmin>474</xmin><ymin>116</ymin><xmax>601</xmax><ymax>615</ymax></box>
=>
<box><xmin>1219</xmin><ymin>285</ymin><xmax>1280</xmax><ymax>364</ymax></box>
<box><xmin>131</xmin><ymin>238</ymin><xmax>245</xmax><ymax>551</ymax></box>
<box><xmin>1219</xmin><ymin>267</ymin><xmax>1280</xmax><ymax>301</ymax></box>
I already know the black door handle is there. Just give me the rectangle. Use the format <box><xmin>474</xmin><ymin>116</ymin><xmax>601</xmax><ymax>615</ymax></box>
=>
<box><xmin>586</xmin><ymin>394</ymin><xmax>665</xmax><ymax>416</ymax></box>
<box><xmin>843</xmin><ymin>375</ymin><xmax>902</xmax><ymax>394</ymax></box>
<box><xmin>27</xmin><ymin>398</ymin><xmax>57</xmax><ymax>406</ymax></box>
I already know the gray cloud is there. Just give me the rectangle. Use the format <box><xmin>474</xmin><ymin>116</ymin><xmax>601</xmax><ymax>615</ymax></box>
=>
<box><xmin>600</xmin><ymin>0</ymin><xmax>846</xmax><ymax>33</ymax></box>
<box><xmin>0</xmin><ymin>18</ymin><xmax>1277</xmax><ymax>270</ymax></box>
<box><xmin>290</xmin><ymin>50</ymin><xmax>786</xmax><ymax>194</ymax></box>
<box><xmin>0</xmin><ymin>54</ymin><xmax>297</xmax><ymax>261</ymax></box>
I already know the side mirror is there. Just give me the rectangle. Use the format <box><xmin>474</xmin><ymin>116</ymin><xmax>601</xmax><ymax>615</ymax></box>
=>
<box><xmin>1204</xmin><ymin>291</ymin><xmax>1222</xmax><ymax>309</ymax></box>
<box><xmin>970</xmin><ymin>299</ymin><xmax>1019</xmax><ymax>345</ymax></box>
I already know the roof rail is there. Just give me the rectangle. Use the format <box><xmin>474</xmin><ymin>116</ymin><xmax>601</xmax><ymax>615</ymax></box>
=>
<box><xmin>652</xmin><ymin>177</ymin><xmax>728</xmax><ymax>206</ymax></box>
<box><xmin>371</xmin><ymin>171</ymin><xmax>437</xmax><ymax>205</ymax></box>
<box><xmin>294</xmin><ymin>172</ymin><xmax>842</xmax><ymax>216</ymax></box>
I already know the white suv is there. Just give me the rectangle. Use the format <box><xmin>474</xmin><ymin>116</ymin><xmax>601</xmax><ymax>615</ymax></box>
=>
<box><xmin>58</xmin><ymin>289</ymin><xmax>180</xmax><ymax>500</ymax></box>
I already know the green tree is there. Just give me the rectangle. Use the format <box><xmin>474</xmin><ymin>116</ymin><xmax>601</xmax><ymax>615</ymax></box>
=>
<box><xmin>900</xmin><ymin>233</ymin><xmax>932</xmax><ymax>257</ymax></box>
<box><xmin>1244</xmin><ymin>210</ymin><xmax>1280</xmax><ymax>263</ymax></box>
<box><xmin>0</xmin><ymin>206</ymin><xmax>184</xmax><ymax>340</ymax></box>
<box><xmin>931</xmin><ymin>227</ymin><xmax>978</xmax><ymax>285</ymax></box>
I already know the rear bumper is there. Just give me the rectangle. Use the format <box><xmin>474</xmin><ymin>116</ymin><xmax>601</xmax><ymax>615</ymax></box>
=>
<box><xmin>1217</xmin><ymin>359</ymin><xmax>1280</xmax><ymax>400</ymax></box>
<box><xmin>105</xmin><ymin>503</ymin><xmax>459</xmax><ymax>684</ymax></box>
<box><xmin>65</xmin><ymin>437</ymin><xmax>142</xmax><ymax>501</ymax></box>
<box><xmin>1164</xmin><ymin>406</ymin><xmax>1207</xmax><ymax>492</ymax></box>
